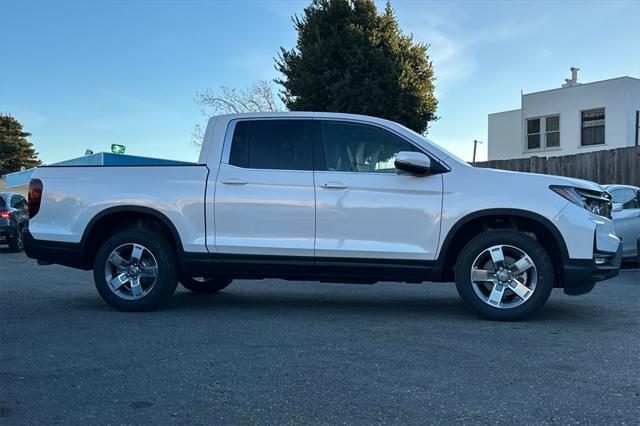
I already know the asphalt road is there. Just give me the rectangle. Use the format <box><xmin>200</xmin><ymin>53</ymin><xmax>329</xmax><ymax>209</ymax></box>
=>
<box><xmin>1</xmin><ymin>248</ymin><xmax>639</xmax><ymax>425</ymax></box>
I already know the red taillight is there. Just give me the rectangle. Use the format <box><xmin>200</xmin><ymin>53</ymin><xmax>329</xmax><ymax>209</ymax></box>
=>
<box><xmin>0</xmin><ymin>210</ymin><xmax>11</xmax><ymax>219</ymax></box>
<box><xmin>28</xmin><ymin>178</ymin><xmax>43</xmax><ymax>219</ymax></box>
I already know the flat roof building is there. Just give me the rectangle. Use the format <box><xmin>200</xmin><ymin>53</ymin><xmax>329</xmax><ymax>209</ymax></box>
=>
<box><xmin>488</xmin><ymin>70</ymin><xmax>640</xmax><ymax>161</ymax></box>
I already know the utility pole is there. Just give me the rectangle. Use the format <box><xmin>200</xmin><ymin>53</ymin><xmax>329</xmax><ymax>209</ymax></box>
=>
<box><xmin>472</xmin><ymin>140</ymin><xmax>483</xmax><ymax>163</ymax></box>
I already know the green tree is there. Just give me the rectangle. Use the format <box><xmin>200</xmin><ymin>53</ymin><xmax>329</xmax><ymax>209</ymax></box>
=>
<box><xmin>0</xmin><ymin>114</ymin><xmax>42</xmax><ymax>176</ymax></box>
<box><xmin>276</xmin><ymin>0</ymin><xmax>437</xmax><ymax>134</ymax></box>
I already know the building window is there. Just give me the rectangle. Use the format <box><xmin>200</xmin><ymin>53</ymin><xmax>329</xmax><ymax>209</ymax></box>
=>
<box><xmin>545</xmin><ymin>115</ymin><xmax>560</xmax><ymax>148</ymax></box>
<box><xmin>526</xmin><ymin>115</ymin><xmax>559</xmax><ymax>150</ymax></box>
<box><xmin>581</xmin><ymin>108</ymin><xmax>605</xmax><ymax>146</ymax></box>
<box><xmin>527</xmin><ymin>118</ymin><xmax>540</xmax><ymax>150</ymax></box>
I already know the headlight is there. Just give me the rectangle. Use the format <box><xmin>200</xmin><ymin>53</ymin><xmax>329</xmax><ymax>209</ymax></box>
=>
<box><xmin>550</xmin><ymin>185</ymin><xmax>612</xmax><ymax>219</ymax></box>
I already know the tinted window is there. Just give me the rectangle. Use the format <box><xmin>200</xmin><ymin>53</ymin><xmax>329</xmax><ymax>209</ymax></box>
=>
<box><xmin>581</xmin><ymin>108</ymin><xmax>605</xmax><ymax>146</ymax></box>
<box><xmin>0</xmin><ymin>196</ymin><xmax>5</xmax><ymax>209</ymax></box>
<box><xmin>526</xmin><ymin>118</ymin><xmax>541</xmax><ymax>150</ymax></box>
<box><xmin>320</xmin><ymin>121</ymin><xmax>418</xmax><ymax>173</ymax></box>
<box><xmin>229</xmin><ymin>120</ymin><xmax>313</xmax><ymax>171</ymax></box>
<box><xmin>545</xmin><ymin>115</ymin><xmax>560</xmax><ymax>148</ymax></box>
<box><xmin>611</xmin><ymin>189</ymin><xmax>640</xmax><ymax>210</ymax></box>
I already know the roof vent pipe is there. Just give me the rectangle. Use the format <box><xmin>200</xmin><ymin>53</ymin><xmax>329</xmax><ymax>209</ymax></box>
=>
<box><xmin>562</xmin><ymin>67</ymin><xmax>581</xmax><ymax>87</ymax></box>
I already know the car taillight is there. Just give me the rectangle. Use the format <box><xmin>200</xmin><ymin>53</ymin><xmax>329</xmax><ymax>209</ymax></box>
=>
<box><xmin>28</xmin><ymin>178</ymin><xmax>43</xmax><ymax>218</ymax></box>
<box><xmin>0</xmin><ymin>210</ymin><xmax>11</xmax><ymax>219</ymax></box>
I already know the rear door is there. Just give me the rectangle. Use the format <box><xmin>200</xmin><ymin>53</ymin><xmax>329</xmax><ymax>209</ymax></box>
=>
<box><xmin>213</xmin><ymin>119</ymin><xmax>316</xmax><ymax>259</ymax></box>
<box><xmin>10</xmin><ymin>195</ymin><xmax>28</xmax><ymax>227</ymax></box>
<box><xmin>11</xmin><ymin>195</ymin><xmax>29</xmax><ymax>226</ymax></box>
<box><xmin>313</xmin><ymin>120</ymin><xmax>443</xmax><ymax>263</ymax></box>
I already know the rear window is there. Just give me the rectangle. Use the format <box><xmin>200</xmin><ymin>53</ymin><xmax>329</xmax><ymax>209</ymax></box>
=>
<box><xmin>13</xmin><ymin>196</ymin><xmax>27</xmax><ymax>211</ymax></box>
<box><xmin>0</xmin><ymin>197</ymin><xmax>5</xmax><ymax>209</ymax></box>
<box><xmin>229</xmin><ymin>120</ymin><xmax>313</xmax><ymax>171</ymax></box>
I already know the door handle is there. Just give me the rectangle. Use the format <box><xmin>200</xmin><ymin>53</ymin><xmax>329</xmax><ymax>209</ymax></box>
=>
<box><xmin>321</xmin><ymin>182</ymin><xmax>348</xmax><ymax>189</ymax></box>
<box><xmin>220</xmin><ymin>178</ymin><xmax>248</xmax><ymax>185</ymax></box>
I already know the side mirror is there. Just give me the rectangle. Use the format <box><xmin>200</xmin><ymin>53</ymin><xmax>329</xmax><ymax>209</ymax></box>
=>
<box><xmin>395</xmin><ymin>151</ymin><xmax>431</xmax><ymax>175</ymax></box>
<box><xmin>612</xmin><ymin>202</ymin><xmax>623</xmax><ymax>212</ymax></box>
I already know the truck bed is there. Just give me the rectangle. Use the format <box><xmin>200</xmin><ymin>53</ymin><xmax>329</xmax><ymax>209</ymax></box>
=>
<box><xmin>29</xmin><ymin>163</ymin><xmax>209</xmax><ymax>253</ymax></box>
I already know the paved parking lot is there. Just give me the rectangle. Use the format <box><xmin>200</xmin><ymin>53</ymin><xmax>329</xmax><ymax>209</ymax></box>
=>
<box><xmin>1</xmin><ymin>248</ymin><xmax>639</xmax><ymax>425</ymax></box>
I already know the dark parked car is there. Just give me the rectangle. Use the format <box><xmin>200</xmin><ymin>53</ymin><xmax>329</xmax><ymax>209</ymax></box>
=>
<box><xmin>0</xmin><ymin>192</ymin><xmax>29</xmax><ymax>251</ymax></box>
<box><xmin>603</xmin><ymin>185</ymin><xmax>640</xmax><ymax>262</ymax></box>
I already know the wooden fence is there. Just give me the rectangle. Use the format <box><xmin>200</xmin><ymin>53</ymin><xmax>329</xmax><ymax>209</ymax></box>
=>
<box><xmin>474</xmin><ymin>146</ymin><xmax>640</xmax><ymax>186</ymax></box>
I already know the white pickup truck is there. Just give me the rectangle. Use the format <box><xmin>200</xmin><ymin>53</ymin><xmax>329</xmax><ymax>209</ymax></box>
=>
<box><xmin>24</xmin><ymin>112</ymin><xmax>622</xmax><ymax>320</ymax></box>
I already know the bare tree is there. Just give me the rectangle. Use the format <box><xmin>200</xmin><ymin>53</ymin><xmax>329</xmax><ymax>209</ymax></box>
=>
<box><xmin>192</xmin><ymin>80</ymin><xmax>283</xmax><ymax>146</ymax></box>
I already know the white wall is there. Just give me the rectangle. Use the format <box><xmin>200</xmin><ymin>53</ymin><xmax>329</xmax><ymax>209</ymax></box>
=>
<box><xmin>488</xmin><ymin>77</ymin><xmax>640</xmax><ymax>160</ymax></box>
<box><xmin>487</xmin><ymin>109</ymin><xmax>521</xmax><ymax>160</ymax></box>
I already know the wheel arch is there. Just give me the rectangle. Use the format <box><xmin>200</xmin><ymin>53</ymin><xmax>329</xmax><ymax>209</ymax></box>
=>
<box><xmin>81</xmin><ymin>206</ymin><xmax>183</xmax><ymax>269</ymax></box>
<box><xmin>435</xmin><ymin>208</ymin><xmax>569</xmax><ymax>284</ymax></box>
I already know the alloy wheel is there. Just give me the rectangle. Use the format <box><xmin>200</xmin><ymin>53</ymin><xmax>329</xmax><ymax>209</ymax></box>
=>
<box><xmin>16</xmin><ymin>230</ymin><xmax>23</xmax><ymax>250</ymax></box>
<box><xmin>470</xmin><ymin>244</ymin><xmax>538</xmax><ymax>309</ymax></box>
<box><xmin>104</xmin><ymin>243</ymin><xmax>159</xmax><ymax>300</ymax></box>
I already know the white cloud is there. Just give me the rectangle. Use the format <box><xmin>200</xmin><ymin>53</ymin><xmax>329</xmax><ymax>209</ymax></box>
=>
<box><xmin>413</xmin><ymin>27</ymin><xmax>477</xmax><ymax>95</ymax></box>
<box><xmin>394</xmin><ymin>4</ymin><xmax>541</xmax><ymax>93</ymax></box>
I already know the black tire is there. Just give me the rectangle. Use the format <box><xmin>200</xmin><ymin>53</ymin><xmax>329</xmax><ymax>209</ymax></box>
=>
<box><xmin>180</xmin><ymin>276</ymin><xmax>233</xmax><ymax>294</ymax></box>
<box><xmin>7</xmin><ymin>227</ymin><xmax>24</xmax><ymax>252</ymax></box>
<box><xmin>454</xmin><ymin>230</ymin><xmax>554</xmax><ymax>321</ymax></box>
<box><xmin>93</xmin><ymin>229</ymin><xmax>178</xmax><ymax>312</ymax></box>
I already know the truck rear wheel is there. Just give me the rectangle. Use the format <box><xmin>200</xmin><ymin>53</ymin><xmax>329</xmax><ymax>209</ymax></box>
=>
<box><xmin>93</xmin><ymin>229</ymin><xmax>178</xmax><ymax>311</ymax></box>
<box><xmin>454</xmin><ymin>230</ymin><xmax>554</xmax><ymax>321</ymax></box>
<box><xmin>180</xmin><ymin>276</ymin><xmax>233</xmax><ymax>294</ymax></box>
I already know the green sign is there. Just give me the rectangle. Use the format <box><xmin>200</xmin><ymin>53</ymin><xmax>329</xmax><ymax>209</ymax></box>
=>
<box><xmin>111</xmin><ymin>144</ymin><xmax>126</xmax><ymax>154</ymax></box>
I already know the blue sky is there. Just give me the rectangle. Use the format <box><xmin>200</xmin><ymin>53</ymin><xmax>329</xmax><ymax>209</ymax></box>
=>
<box><xmin>1</xmin><ymin>0</ymin><xmax>638</xmax><ymax>163</ymax></box>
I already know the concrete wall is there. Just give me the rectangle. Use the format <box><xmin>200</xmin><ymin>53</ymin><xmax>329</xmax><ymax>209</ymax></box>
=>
<box><xmin>487</xmin><ymin>109</ymin><xmax>522</xmax><ymax>161</ymax></box>
<box><xmin>488</xmin><ymin>77</ymin><xmax>640</xmax><ymax>160</ymax></box>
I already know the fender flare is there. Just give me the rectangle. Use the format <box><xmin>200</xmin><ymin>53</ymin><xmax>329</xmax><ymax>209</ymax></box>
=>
<box><xmin>434</xmin><ymin>208</ymin><xmax>569</xmax><ymax>275</ymax></box>
<box><xmin>81</xmin><ymin>205</ymin><xmax>184</xmax><ymax>253</ymax></box>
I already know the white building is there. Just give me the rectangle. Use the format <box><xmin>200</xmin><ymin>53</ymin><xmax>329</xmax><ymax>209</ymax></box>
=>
<box><xmin>487</xmin><ymin>69</ymin><xmax>640</xmax><ymax>161</ymax></box>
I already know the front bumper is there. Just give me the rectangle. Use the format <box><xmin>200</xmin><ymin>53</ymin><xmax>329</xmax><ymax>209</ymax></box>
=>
<box><xmin>562</xmin><ymin>241</ymin><xmax>623</xmax><ymax>295</ymax></box>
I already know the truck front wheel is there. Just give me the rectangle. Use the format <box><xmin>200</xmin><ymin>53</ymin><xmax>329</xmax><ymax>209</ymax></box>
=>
<box><xmin>180</xmin><ymin>276</ymin><xmax>233</xmax><ymax>294</ymax></box>
<box><xmin>454</xmin><ymin>231</ymin><xmax>554</xmax><ymax>321</ymax></box>
<box><xmin>93</xmin><ymin>229</ymin><xmax>178</xmax><ymax>311</ymax></box>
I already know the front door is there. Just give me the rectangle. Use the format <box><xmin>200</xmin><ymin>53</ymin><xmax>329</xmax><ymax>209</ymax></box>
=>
<box><xmin>313</xmin><ymin>120</ymin><xmax>443</xmax><ymax>265</ymax></box>
<box><xmin>213</xmin><ymin>119</ymin><xmax>316</xmax><ymax>258</ymax></box>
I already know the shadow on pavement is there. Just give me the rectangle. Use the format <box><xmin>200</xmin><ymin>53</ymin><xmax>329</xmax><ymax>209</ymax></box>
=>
<box><xmin>67</xmin><ymin>285</ymin><xmax>617</xmax><ymax>325</ymax></box>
